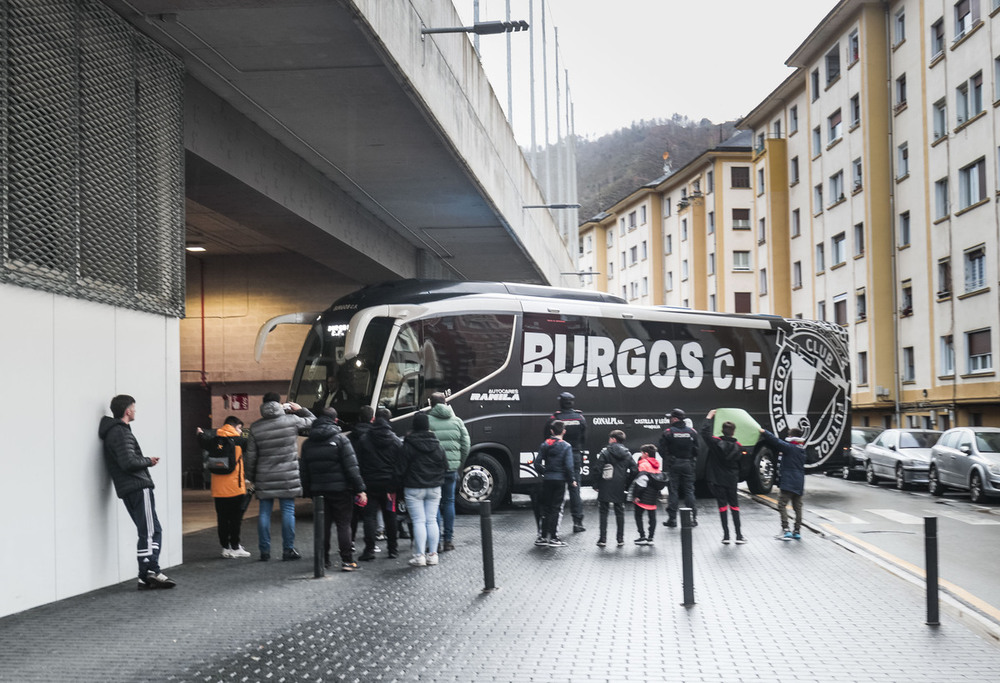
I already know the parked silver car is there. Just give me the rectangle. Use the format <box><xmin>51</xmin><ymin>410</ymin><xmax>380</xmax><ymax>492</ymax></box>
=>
<box><xmin>864</xmin><ymin>429</ymin><xmax>942</xmax><ymax>490</ymax></box>
<box><xmin>928</xmin><ymin>427</ymin><xmax>1000</xmax><ymax>503</ymax></box>
<box><xmin>843</xmin><ymin>426</ymin><xmax>882</xmax><ymax>480</ymax></box>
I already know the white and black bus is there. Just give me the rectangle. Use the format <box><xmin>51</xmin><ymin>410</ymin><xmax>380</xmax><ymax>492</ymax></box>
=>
<box><xmin>267</xmin><ymin>280</ymin><xmax>851</xmax><ymax>511</ymax></box>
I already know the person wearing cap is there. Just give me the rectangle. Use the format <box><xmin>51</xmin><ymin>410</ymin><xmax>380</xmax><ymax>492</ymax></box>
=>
<box><xmin>659</xmin><ymin>407</ymin><xmax>699</xmax><ymax>528</ymax></box>
<box><xmin>759</xmin><ymin>424</ymin><xmax>809</xmax><ymax>540</ymax></box>
<box><xmin>543</xmin><ymin>391</ymin><xmax>588</xmax><ymax>533</ymax></box>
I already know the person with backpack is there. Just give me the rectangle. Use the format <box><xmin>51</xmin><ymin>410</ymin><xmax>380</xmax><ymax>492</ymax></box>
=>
<box><xmin>196</xmin><ymin>416</ymin><xmax>251</xmax><ymax>558</ymax></box>
<box><xmin>701</xmin><ymin>410</ymin><xmax>746</xmax><ymax>545</ymax></box>
<box><xmin>355</xmin><ymin>406</ymin><xmax>404</xmax><ymax>561</ymax></box>
<box><xmin>535</xmin><ymin>420</ymin><xmax>577</xmax><ymax>548</ymax></box>
<box><xmin>631</xmin><ymin>444</ymin><xmax>668</xmax><ymax>545</ymax></box>
<box><xmin>300</xmin><ymin>408</ymin><xmax>367</xmax><ymax>571</ymax></box>
<box><xmin>593</xmin><ymin>430</ymin><xmax>637</xmax><ymax>548</ymax></box>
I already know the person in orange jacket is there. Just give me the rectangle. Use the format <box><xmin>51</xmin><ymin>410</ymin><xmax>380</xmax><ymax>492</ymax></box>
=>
<box><xmin>197</xmin><ymin>416</ymin><xmax>252</xmax><ymax>558</ymax></box>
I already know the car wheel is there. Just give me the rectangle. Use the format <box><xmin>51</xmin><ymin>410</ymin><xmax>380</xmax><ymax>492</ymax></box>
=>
<box><xmin>894</xmin><ymin>464</ymin><xmax>908</xmax><ymax>491</ymax></box>
<box><xmin>928</xmin><ymin>466</ymin><xmax>944</xmax><ymax>496</ymax></box>
<box><xmin>457</xmin><ymin>453</ymin><xmax>509</xmax><ymax>514</ymax></box>
<box><xmin>865</xmin><ymin>461</ymin><xmax>879</xmax><ymax>486</ymax></box>
<box><xmin>970</xmin><ymin>471</ymin><xmax>985</xmax><ymax>503</ymax></box>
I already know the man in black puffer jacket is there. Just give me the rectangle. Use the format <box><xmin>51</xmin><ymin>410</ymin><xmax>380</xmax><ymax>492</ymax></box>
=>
<box><xmin>357</xmin><ymin>407</ymin><xmax>404</xmax><ymax>560</ymax></box>
<box><xmin>701</xmin><ymin>410</ymin><xmax>745</xmax><ymax>545</ymax></box>
<box><xmin>300</xmin><ymin>409</ymin><xmax>367</xmax><ymax>571</ymax></box>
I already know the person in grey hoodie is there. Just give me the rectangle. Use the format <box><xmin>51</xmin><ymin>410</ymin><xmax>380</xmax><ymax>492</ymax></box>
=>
<box><xmin>245</xmin><ymin>392</ymin><xmax>315</xmax><ymax>561</ymax></box>
<box><xmin>427</xmin><ymin>392</ymin><xmax>469</xmax><ymax>551</ymax></box>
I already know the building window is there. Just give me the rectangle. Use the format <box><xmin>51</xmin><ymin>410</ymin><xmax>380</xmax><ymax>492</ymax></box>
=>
<box><xmin>852</xmin><ymin>158</ymin><xmax>863</xmax><ymax>190</ymax></box>
<box><xmin>898</xmin><ymin>211</ymin><xmax>911</xmax><ymax>246</ymax></box>
<box><xmin>854</xmin><ymin>222</ymin><xmax>865</xmax><ymax>256</ymax></box>
<box><xmin>894</xmin><ymin>8</ymin><xmax>906</xmax><ymax>44</ymax></box>
<box><xmin>933</xmin><ymin>99</ymin><xmax>947</xmax><ymax>140</ymax></box>
<box><xmin>756</xmin><ymin>132</ymin><xmax>765</xmax><ymax>153</ymax></box>
<box><xmin>709</xmin><ymin>294</ymin><xmax>716</xmax><ymax>312</ymax></box>
<box><xmin>641</xmin><ymin>240</ymin><xmax>648</xmax><ymax>260</ymax></box>
<box><xmin>630</xmin><ymin>282</ymin><xmax>638</xmax><ymax>300</ymax></box>
<box><xmin>895</xmin><ymin>74</ymin><xmax>907</xmax><ymax>109</ymax></box>
<box><xmin>681</xmin><ymin>219</ymin><xmax>688</xmax><ymax>241</ymax></box>
<box><xmin>773</xmin><ymin>118</ymin><xmax>782</xmax><ymax>137</ymax></box>
<box><xmin>708</xmin><ymin>252</ymin><xmax>715</xmax><ymax>276</ymax></box>
<box><xmin>931</xmin><ymin>18</ymin><xmax>945</xmax><ymax>57</ymax></box>
<box><xmin>733</xmin><ymin>251</ymin><xmax>751</xmax><ymax>271</ymax></box>
<box><xmin>641</xmin><ymin>276</ymin><xmax>648</xmax><ymax>296</ymax></box>
<box><xmin>857</xmin><ymin>351</ymin><xmax>868</xmax><ymax>385</ymax></box>
<box><xmin>793</xmin><ymin>261</ymin><xmax>802</xmax><ymax>288</ymax></box>
<box><xmin>707</xmin><ymin>211</ymin><xmax>715</xmax><ymax>234</ymax></box>
<box><xmin>790</xmin><ymin>105</ymin><xmax>798</xmax><ymax>133</ymax></box>
<box><xmin>959</xmin><ymin>157</ymin><xmax>986</xmax><ymax>208</ymax></box>
<box><xmin>816</xmin><ymin>243</ymin><xmax>826</xmax><ymax>272</ymax></box>
<box><xmin>731</xmin><ymin>166</ymin><xmax>750</xmax><ymax>188</ymax></box>
<box><xmin>790</xmin><ymin>156</ymin><xmax>800</xmax><ymax>184</ymax></box>
<box><xmin>665</xmin><ymin>235</ymin><xmax>672</xmax><ymax>254</ymax></box>
<box><xmin>967</xmin><ymin>328</ymin><xmax>992</xmax><ymax>373</ymax></box>
<box><xmin>619</xmin><ymin>217</ymin><xmax>626</xmax><ymax>236</ymax></box>
<box><xmin>621</xmin><ymin>251</ymin><xmax>626</xmax><ymax>269</ymax></box>
<box><xmin>732</xmin><ymin>208</ymin><xmax>750</xmax><ymax>230</ymax></box>
<box><xmin>995</xmin><ymin>57</ymin><xmax>1000</xmax><ymax>102</ymax></box>
<box><xmin>681</xmin><ymin>259</ymin><xmax>689</xmax><ymax>281</ymax></box>
<box><xmin>608</xmin><ymin>261</ymin><xmax>614</xmax><ymax>279</ymax></box>
<box><xmin>758</xmin><ymin>218</ymin><xmax>766</xmax><ymax>243</ymax></box>
<box><xmin>833</xmin><ymin>294</ymin><xmax>847</xmax><ymax>325</ymax></box>
<box><xmin>814</xmin><ymin>183</ymin><xmax>824</xmax><ymax>211</ymax></box>
<box><xmin>707</xmin><ymin>171</ymin><xmax>714</xmax><ymax>193</ymax></box>
<box><xmin>628</xmin><ymin>211</ymin><xmax>637</xmax><ymax>229</ymax></box>
<box><xmin>901</xmin><ymin>280</ymin><xmax>913</xmax><ymax>316</ymax></box>
<box><xmin>629</xmin><ymin>245</ymin><xmax>638</xmax><ymax>265</ymax></box>
<box><xmin>639</xmin><ymin>205</ymin><xmax>647</xmax><ymax>224</ymax></box>
<box><xmin>811</xmin><ymin>68</ymin><xmax>820</xmax><ymax>101</ymax></box>
<box><xmin>812</xmin><ymin>126</ymin><xmax>822</xmax><ymax>155</ymax></box>
<box><xmin>956</xmin><ymin>72</ymin><xmax>983</xmax><ymax>123</ymax></box>
<box><xmin>759</xmin><ymin>268</ymin><xmax>768</xmax><ymax>295</ymax></box>
<box><xmin>965</xmin><ymin>244</ymin><xmax>986</xmax><ymax>292</ymax></box>
<box><xmin>902</xmin><ymin>347</ymin><xmax>915</xmax><ymax>381</ymax></box>
<box><xmin>849</xmin><ymin>29</ymin><xmax>860</xmax><ymax>63</ymax></box>
<box><xmin>826</xmin><ymin>45</ymin><xmax>841</xmax><ymax>84</ymax></box>
<box><xmin>622</xmin><ymin>285</ymin><xmax>627</xmax><ymax>299</ymax></box>
<box><xmin>791</xmin><ymin>209</ymin><xmax>801</xmax><ymax>237</ymax></box>
<box><xmin>897</xmin><ymin>142</ymin><xmax>909</xmax><ymax>178</ymax></box>
<box><xmin>832</xmin><ymin>232</ymin><xmax>846</xmax><ymax>265</ymax></box>
<box><xmin>828</xmin><ymin>109</ymin><xmax>843</xmax><ymax>142</ymax></box>
<box><xmin>817</xmin><ymin>300</ymin><xmax>827</xmax><ymax>321</ymax></box>
<box><xmin>666</xmin><ymin>271</ymin><xmax>673</xmax><ymax>291</ymax></box>
<box><xmin>757</xmin><ymin>168</ymin><xmax>765</xmax><ymax>194</ymax></box>
<box><xmin>664</xmin><ymin>198</ymin><xmax>672</xmax><ymax>217</ymax></box>
<box><xmin>829</xmin><ymin>171</ymin><xmax>844</xmax><ymax>204</ymax></box>
<box><xmin>935</xmin><ymin>178</ymin><xmax>950</xmax><ymax>219</ymax></box>
<box><xmin>941</xmin><ymin>335</ymin><xmax>955</xmax><ymax>375</ymax></box>
<box><xmin>955</xmin><ymin>0</ymin><xmax>975</xmax><ymax>39</ymax></box>
<box><xmin>850</xmin><ymin>94</ymin><xmax>861</xmax><ymax>126</ymax></box>
<box><xmin>938</xmin><ymin>257</ymin><xmax>952</xmax><ymax>297</ymax></box>
<box><xmin>606</xmin><ymin>231</ymin><xmax>614</xmax><ymax>248</ymax></box>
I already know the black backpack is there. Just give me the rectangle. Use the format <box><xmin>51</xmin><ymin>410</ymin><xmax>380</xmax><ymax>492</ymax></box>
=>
<box><xmin>206</xmin><ymin>435</ymin><xmax>238</xmax><ymax>475</ymax></box>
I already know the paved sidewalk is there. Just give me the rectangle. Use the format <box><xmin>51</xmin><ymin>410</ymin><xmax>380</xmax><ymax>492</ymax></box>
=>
<box><xmin>1</xmin><ymin>493</ymin><xmax>997</xmax><ymax>682</ymax></box>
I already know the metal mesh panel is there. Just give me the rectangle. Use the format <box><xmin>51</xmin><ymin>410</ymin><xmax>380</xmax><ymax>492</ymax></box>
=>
<box><xmin>1</xmin><ymin>0</ymin><xmax>185</xmax><ymax>317</ymax></box>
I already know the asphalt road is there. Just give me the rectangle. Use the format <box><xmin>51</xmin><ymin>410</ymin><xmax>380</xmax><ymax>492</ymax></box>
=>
<box><xmin>797</xmin><ymin>473</ymin><xmax>1000</xmax><ymax>618</ymax></box>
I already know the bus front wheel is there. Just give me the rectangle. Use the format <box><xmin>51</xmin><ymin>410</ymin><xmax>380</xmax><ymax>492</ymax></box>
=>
<box><xmin>746</xmin><ymin>449</ymin><xmax>775</xmax><ymax>495</ymax></box>
<box><xmin>457</xmin><ymin>453</ymin><xmax>509</xmax><ymax>514</ymax></box>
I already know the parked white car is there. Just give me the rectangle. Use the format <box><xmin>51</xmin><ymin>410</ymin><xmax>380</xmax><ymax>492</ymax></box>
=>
<box><xmin>864</xmin><ymin>429</ymin><xmax>941</xmax><ymax>490</ymax></box>
<box><xmin>928</xmin><ymin>427</ymin><xmax>1000</xmax><ymax>503</ymax></box>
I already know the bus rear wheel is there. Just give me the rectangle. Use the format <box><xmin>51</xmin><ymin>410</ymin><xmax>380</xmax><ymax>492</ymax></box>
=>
<box><xmin>746</xmin><ymin>449</ymin><xmax>775</xmax><ymax>495</ymax></box>
<box><xmin>457</xmin><ymin>453</ymin><xmax>508</xmax><ymax>514</ymax></box>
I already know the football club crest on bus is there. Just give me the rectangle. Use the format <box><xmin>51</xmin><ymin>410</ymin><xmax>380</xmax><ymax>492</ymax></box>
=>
<box><xmin>768</xmin><ymin>322</ymin><xmax>851</xmax><ymax>463</ymax></box>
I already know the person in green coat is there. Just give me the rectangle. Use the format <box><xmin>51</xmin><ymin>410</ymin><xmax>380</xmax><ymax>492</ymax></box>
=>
<box><xmin>427</xmin><ymin>392</ymin><xmax>470</xmax><ymax>551</ymax></box>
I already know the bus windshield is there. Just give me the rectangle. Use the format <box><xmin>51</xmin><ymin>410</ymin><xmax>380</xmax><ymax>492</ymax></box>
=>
<box><xmin>288</xmin><ymin>315</ymin><xmax>394</xmax><ymax>426</ymax></box>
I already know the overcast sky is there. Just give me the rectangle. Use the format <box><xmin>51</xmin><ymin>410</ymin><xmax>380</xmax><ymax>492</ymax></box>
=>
<box><xmin>454</xmin><ymin>0</ymin><xmax>840</xmax><ymax>143</ymax></box>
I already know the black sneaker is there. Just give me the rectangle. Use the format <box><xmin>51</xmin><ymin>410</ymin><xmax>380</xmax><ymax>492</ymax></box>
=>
<box><xmin>282</xmin><ymin>548</ymin><xmax>302</xmax><ymax>561</ymax></box>
<box><xmin>141</xmin><ymin>570</ymin><xmax>176</xmax><ymax>589</ymax></box>
<box><xmin>387</xmin><ymin>550</ymin><xmax>399</xmax><ymax>559</ymax></box>
<box><xmin>259</xmin><ymin>552</ymin><xmax>270</xmax><ymax>562</ymax></box>
<box><xmin>617</xmin><ymin>539</ymin><xmax>625</xmax><ymax>547</ymax></box>
<box><xmin>534</xmin><ymin>535</ymin><xmax>548</xmax><ymax>547</ymax></box>
<box><xmin>341</xmin><ymin>562</ymin><xmax>358</xmax><ymax>572</ymax></box>
<box><xmin>359</xmin><ymin>552</ymin><xmax>376</xmax><ymax>561</ymax></box>
<box><xmin>324</xmin><ymin>558</ymin><xmax>333</xmax><ymax>569</ymax></box>
<box><xmin>548</xmin><ymin>537</ymin><xmax>568</xmax><ymax>547</ymax></box>
<box><xmin>634</xmin><ymin>537</ymin><xmax>648</xmax><ymax>545</ymax></box>
<box><xmin>572</xmin><ymin>525</ymin><xmax>586</xmax><ymax>533</ymax></box>
<box><xmin>735</xmin><ymin>536</ymin><xmax>748</xmax><ymax>545</ymax></box>
<box><xmin>664</xmin><ymin>519</ymin><xmax>677</xmax><ymax>528</ymax></box>
<box><xmin>596</xmin><ymin>539</ymin><xmax>607</xmax><ymax>547</ymax></box>
<box><xmin>691</xmin><ymin>518</ymin><xmax>698</xmax><ymax>527</ymax></box>
<box><xmin>722</xmin><ymin>536</ymin><xmax>731</xmax><ymax>545</ymax></box>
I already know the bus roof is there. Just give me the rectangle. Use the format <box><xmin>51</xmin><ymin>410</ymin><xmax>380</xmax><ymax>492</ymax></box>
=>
<box><xmin>327</xmin><ymin>279</ymin><xmax>628</xmax><ymax>311</ymax></box>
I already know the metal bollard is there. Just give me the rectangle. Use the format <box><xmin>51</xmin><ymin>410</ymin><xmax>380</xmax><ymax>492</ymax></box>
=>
<box><xmin>313</xmin><ymin>496</ymin><xmax>325</xmax><ymax>578</ymax></box>
<box><xmin>479</xmin><ymin>500</ymin><xmax>497</xmax><ymax>592</ymax></box>
<box><xmin>925</xmin><ymin>517</ymin><xmax>939</xmax><ymax>626</ymax></box>
<box><xmin>680</xmin><ymin>507</ymin><xmax>695</xmax><ymax>606</ymax></box>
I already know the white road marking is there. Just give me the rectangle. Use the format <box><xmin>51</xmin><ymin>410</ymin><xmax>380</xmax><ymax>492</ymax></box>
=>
<box><xmin>810</xmin><ymin>507</ymin><xmax>868</xmax><ymax>524</ymax></box>
<box><xmin>866</xmin><ymin>509</ymin><xmax>924</xmax><ymax>524</ymax></box>
<box><xmin>924</xmin><ymin>509</ymin><xmax>1000</xmax><ymax>525</ymax></box>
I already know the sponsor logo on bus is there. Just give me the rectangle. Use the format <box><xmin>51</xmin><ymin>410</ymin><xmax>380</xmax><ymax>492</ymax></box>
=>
<box><xmin>470</xmin><ymin>388</ymin><xmax>521</xmax><ymax>402</ymax></box>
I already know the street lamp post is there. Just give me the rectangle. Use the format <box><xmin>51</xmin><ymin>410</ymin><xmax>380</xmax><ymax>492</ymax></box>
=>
<box><xmin>420</xmin><ymin>20</ymin><xmax>529</xmax><ymax>36</ymax></box>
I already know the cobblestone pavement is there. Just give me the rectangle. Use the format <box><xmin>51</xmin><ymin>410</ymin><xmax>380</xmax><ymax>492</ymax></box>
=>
<box><xmin>1</xmin><ymin>494</ymin><xmax>997</xmax><ymax>682</ymax></box>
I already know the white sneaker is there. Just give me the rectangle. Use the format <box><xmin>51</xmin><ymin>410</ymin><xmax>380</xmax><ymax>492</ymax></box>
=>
<box><xmin>230</xmin><ymin>546</ymin><xmax>251</xmax><ymax>558</ymax></box>
<box><xmin>408</xmin><ymin>555</ymin><xmax>427</xmax><ymax>567</ymax></box>
<box><xmin>221</xmin><ymin>547</ymin><xmax>234</xmax><ymax>558</ymax></box>
<box><xmin>426</xmin><ymin>552</ymin><xmax>439</xmax><ymax>566</ymax></box>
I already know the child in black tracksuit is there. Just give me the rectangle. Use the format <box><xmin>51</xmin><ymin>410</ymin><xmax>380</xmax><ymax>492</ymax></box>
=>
<box><xmin>631</xmin><ymin>444</ymin><xmax>668</xmax><ymax>545</ymax></box>
<box><xmin>593</xmin><ymin>430</ymin><xmax>638</xmax><ymax>547</ymax></box>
